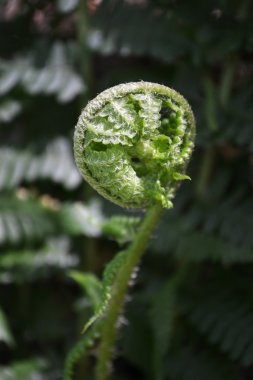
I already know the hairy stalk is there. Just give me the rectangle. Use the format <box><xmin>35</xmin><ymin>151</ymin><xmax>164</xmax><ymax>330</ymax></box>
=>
<box><xmin>96</xmin><ymin>203</ymin><xmax>163</xmax><ymax>380</ymax></box>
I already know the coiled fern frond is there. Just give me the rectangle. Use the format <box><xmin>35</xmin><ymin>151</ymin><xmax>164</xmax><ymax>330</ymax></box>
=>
<box><xmin>74</xmin><ymin>82</ymin><xmax>195</xmax><ymax>208</ymax></box>
<box><xmin>71</xmin><ymin>82</ymin><xmax>195</xmax><ymax>380</ymax></box>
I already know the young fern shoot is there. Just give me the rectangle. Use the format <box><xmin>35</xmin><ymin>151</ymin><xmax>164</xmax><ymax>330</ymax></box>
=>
<box><xmin>73</xmin><ymin>82</ymin><xmax>195</xmax><ymax>380</ymax></box>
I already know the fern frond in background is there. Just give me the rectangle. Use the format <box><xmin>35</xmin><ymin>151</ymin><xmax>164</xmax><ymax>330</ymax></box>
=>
<box><xmin>0</xmin><ymin>139</ymin><xmax>81</xmax><ymax>190</ymax></box>
<box><xmin>0</xmin><ymin>358</ymin><xmax>48</xmax><ymax>380</ymax></box>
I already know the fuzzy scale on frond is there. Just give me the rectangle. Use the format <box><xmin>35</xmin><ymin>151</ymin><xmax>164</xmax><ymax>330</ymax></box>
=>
<box><xmin>74</xmin><ymin>82</ymin><xmax>195</xmax><ymax>208</ymax></box>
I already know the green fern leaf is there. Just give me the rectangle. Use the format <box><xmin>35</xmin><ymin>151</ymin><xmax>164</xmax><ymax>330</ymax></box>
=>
<box><xmin>0</xmin><ymin>306</ymin><xmax>15</xmax><ymax>347</ymax></box>
<box><xmin>63</xmin><ymin>323</ymin><xmax>101</xmax><ymax>380</ymax></box>
<box><xmin>61</xmin><ymin>199</ymin><xmax>105</xmax><ymax>238</ymax></box>
<box><xmin>150</xmin><ymin>277</ymin><xmax>179</xmax><ymax>380</ymax></box>
<box><xmin>0</xmin><ymin>44</ymin><xmax>85</xmax><ymax>103</ymax></box>
<box><xmin>0</xmin><ymin>358</ymin><xmax>47</xmax><ymax>380</ymax></box>
<box><xmin>166</xmin><ymin>345</ymin><xmax>241</xmax><ymax>380</ymax></box>
<box><xmin>0</xmin><ymin>138</ymin><xmax>81</xmax><ymax>191</ymax></box>
<box><xmin>64</xmin><ymin>251</ymin><xmax>129</xmax><ymax>379</ymax></box>
<box><xmin>0</xmin><ymin>100</ymin><xmax>22</xmax><ymax>123</ymax></box>
<box><xmin>82</xmin><ymin>250</ymin><xmax>129</xmax><ymax>333</ymax></box>
<box><xmin>102</xmin><ymin>215</ymin><xmax>140</xmax><ymax>245</ymax></box>
<box><xmin>0</xmin><ymin>238</ymin><xmax>77</xmax><ymax>283</ymax></box>
<box><xmin>180</xmin><ymin>278</ymin><xmax>253</xmax><ymax>367</ymax></box>
<box><xmin>150</xmin><ymin>266</ymin><xmax>188</xmax><ymax>380</ymax></box>
<box><xmin>69</xmin><ymin>271</ymin><xmax>102</xmax><ymax>310</ymax></box>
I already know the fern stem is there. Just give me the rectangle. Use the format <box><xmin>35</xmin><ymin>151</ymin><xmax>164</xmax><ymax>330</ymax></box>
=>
<box><xmin>95</xmin><ymin>203</ymin><xmax>163</xmax><ymax>380</ymax></box>
<box><xmin>78</xmin><ymin>0</ymin><xmax>91</xmax><ymax>96</ymax></box>
<box><xmin>220</xmin><ymin>58</ymin><xmax>236</xmax><ymax>108</ymax></box>
<box><xmin>203</xmin><ymin>76</ymin><xmax>217</xmax><ymax>132</ymax></box>
<box><xmin>196</xmin><ymin>147</ymin><xmax>215</xmax><ymax>199</ymax></box>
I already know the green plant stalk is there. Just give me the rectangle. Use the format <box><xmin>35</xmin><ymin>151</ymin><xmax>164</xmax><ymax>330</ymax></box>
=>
<box><xmin>196</xmin><ymin>147</ymin><xmax>215</xmax><ymax>200</ymax></box>
<box><xmin>220</xmin><ymin>58</ymin><xmax>236</xmax><ymax>108</ymax></box>
<box><xmin>95</xmin><ymin>203</ymin><xmax>163</xmax><ymax>380</ymax></box>
<box><xmin>203</xmin><ymin>76</ymin><xmax>217</xmax><ymax>132</ymax></box>
<box><xmin>78</xmin><ymin>0</ymin><xmax>91</xmax><ymax>96</ymax></box>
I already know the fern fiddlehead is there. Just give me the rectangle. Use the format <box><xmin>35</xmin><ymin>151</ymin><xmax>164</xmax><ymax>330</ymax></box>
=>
<box><xmin>74</xmin><ymin>82</ymin><xmax>195</xmax><ymax>209</ymax></box>
<box><xmin>73</xmin><ymin>82</ymin><xmax>195</xmax><ymax>380</ymax></box>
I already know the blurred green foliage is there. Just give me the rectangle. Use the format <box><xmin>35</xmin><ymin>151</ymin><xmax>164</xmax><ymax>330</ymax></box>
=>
<box><xmin>0</xmin><ymin>0</ymin><xmax>252</xmax><ymax>379</ymax></box>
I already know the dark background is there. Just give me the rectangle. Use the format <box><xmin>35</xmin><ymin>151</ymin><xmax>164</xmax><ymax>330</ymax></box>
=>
<box><xmin>0</xmin><ymin>0</ymin><xmax>253</xmax><ymax>379</ymax></box>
